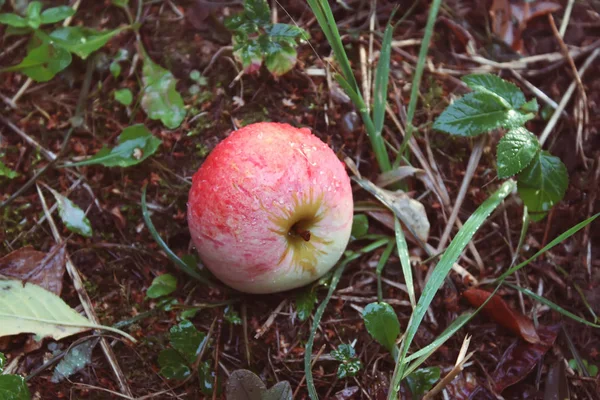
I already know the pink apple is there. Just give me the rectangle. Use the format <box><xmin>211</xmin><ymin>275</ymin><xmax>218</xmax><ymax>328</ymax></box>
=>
<box><xmin>187</xmin><ymin>122</ymin><xmax>354</xmax><ymax>294</ymax></box>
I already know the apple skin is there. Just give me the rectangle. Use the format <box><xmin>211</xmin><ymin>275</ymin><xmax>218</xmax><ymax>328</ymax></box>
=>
<box><xmin>187</xmin><ymin>122</ymin><xmax>354</xmax><ymax>294</ymax></box>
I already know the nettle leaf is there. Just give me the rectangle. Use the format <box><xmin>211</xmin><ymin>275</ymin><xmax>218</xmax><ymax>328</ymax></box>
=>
<box><xmin>331</xmin><ymin>344</ymin><xmax>356</xmax><ymax>362</ymax></box>
<box><xmin>224</xmin><ymin>14</ymin><xmax>258</xmax><ymax>35</ymax></box>
<box><xmin>40</xmin><ymin>6</ymin><xmax>75</xmax><ymax>24</ymax></box>
<box><xmin>331</xmin><ymin>344</ymin><xmax>361</xmax><ymax>379</ymax></box>
<box><xmin>46</xmin><ymin>186</ymin><xmax>93</xmax><ymax>237</ymax></box>
<box><xmin>245</xmin><ymin>0</ymin><xmax>270</xmax><ymax>26</ymax></box>
<box><xmin>462</xmin><ymin>74</ymin><xmax>526</xmax><ymax>109</ymax></box>
<box><xmin>406</xmin><ymin>367</ymin><xmax>441</xmax><ymax>400</ymax></box>
<box><xmin>114</xmin><ymin>88</ymin><xmax>133</xmax><ymax>106</ymax></box>
<box><xmin>158</xmin><ymin>349</ymin><xmax>190</xmax><ymax>380</ymax></box>
<box><xmin>147</xmin><ymin>274</ymin><xmax>177</xmax><ymax>299</ymax></box>
<box><xmin>141</xmin><ymin>57</ymin><xmax>186</xmax><ymax>129</ymax></box>
<box><xmin>170</xmin><ymin>320</ymin><xmax>206</xmax><ymax>364</ymax></box>
<box><xmin>517</xmin><ymin>151</ymin><xmax>568</xmax><ymax>221</ymax></box>
<box><xmin>1</xmin><ymin>42</ymin><xmax>71</xmax><ymax>82</ymax></box>
<box><xmin>50</xmin><ymin>26</ymin><xmax>124</xmax><ymax>59</ymax></box>
<box><xmin>0</xmin><ymin>280</ymin><xmax>91</xmax><ymax>341</ymax></box>
<box><xmin>295</xmin><ymin>287</ymin><xmax>317</xmax><ymax>322</ymax></box>
<box><xmin>0</xmin><ymin>374</ymin><xmax>31</xmax><ymax>400</ymax></box>
<box><xmin>67</xmin><ymin>124</ymin><xmax>161</xmax><ymax>168</ymax></box>
<box><xmin>0</xmin><ymin>160</ymin><xmax>19</xmax><ymax>179</ymax></box>
<box><xmin>0</xmin><ymin>13</ymin><xmax>28</xmax><ymax>27</ymax></box>
<box><xmin>234</xmin><ymin>39</ymin><xmax>263</xmax><ymax>73</ymax></box>
<box><xmin>496</xmin><ymin>127</ymin><xmax>540</xmax><ymax>178</ymax></box>
<box><xmin>362</xmin><ymin>302</ymin><xmax>400</xmax><ymax>353</ymax></box>
<box><xmin>433</xmin><ymin>92</ymin><xmax>534</xmax><ymax>136</ymax></box>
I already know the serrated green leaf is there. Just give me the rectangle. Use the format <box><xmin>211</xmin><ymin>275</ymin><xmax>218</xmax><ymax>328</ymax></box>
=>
<box><xmin>264</xmin><ymin>23</ymin><xmax>308</xmax><ymax>41</ymax></box>
<box><xmin>0</xmin><ymin>13</ymin><xmax>28</xmax><ymax>27</ymax></box>
<box><xmin>114</xmin><ymin>88</ymin><xmax>133</xmax><ymax>106</ymax></box>
<box><xmin>1</xmin><ymin>42</ymin><xmax>71</xmax><ymax>82</ymax></box>
<box><xmin>158</xmin><ymin>348</ymin><xmax>190</xmax><ymax>380</ymax></box>
<box><xmin>170</xmin><ymin>320</ymin><xmax>206</xmax><ymax>364</ymax></box>
<box><xmin>40</xmin><ymin>6</ymin><xmax>74</xmax><ymax>24</ymax></box>
<box><xmin>406</xmin><ymin>367</ymin><xmax>441</xmax><ymax>400</ymax></box>
<box><xmin>234</xmin><ymin>40</ymin><xmax>263</xmax><ymax>72</ymax></box>
<box><xmin>224</xmin><ymin>14</ymin><xmax>257</xmax><ymax>35</ymax></box>
<box><xmin>264</xmin><ymin>43</ymin><xmax>296</xmax><ymax>76</ymax></box>
<box><xmin>517</xmin><ymin>151</ymin><xmax>568</xmax><ymax>221</ymax></box>
<box><xmin>51</xmin><ymin>340</ymin><xmax>95</xmax><ymax>383</ymax></box>
<box><xmin>496</xmin><ymin>127</ymin><xmax>540</xmax><ymax>178</ymax></box>
<box><xmin>351</xmin><ymin>214</ymin><xmax>369</xmax><ymax>239</ymax></box>
<box><xmin>0</xmin><ymin>375</ymin><xmax>31</xmax><ymax>400</ymax></box>
<box><xmin>462</xmin><ymin>74</ymin><xmax>526</xmax><ymax>109</ymax></box>
<box><xmin>245</xmin><ymin>0</ymin><xmax>270</xmax><ymax>25</ymax></box>
<box><xmin>141</xmin><ymin>57</ymin><xmax>186</xmax><ymax>129</ymax></box>
<box><xmin>46</xmin><ymin>186</ymin><xmax>93</xmax><ymax>237</ymax></box>
<box><xmin>362</xmin><ymin>302</ymin><xmax>400</xmax><ymax>353</ymax></box>
<box><xmin>0</xmin><ymin>280</ymin><xmax>91</xmax><ymax>341</ymax></box>
<box><xmin>66</xmin><ymin>124</ymin><xmax>161</xmax><ymax>168</ymax></box>
<box><xmin>433</xmin><ymin>92</ymin><xmax>534</xmax><ymax>136</ymax></box>
<box><xmin>147</xmin><ymin>274</ymin><xmax>177</xmax><ymax>299</ymax></box>
<box><xmin>0</xmin><ymin>160</ymin><xmax>19</xmax><ymax>179</ymax></box>
<box><xmin>295</xmin><ymin>287</ymin><xmax>316</xmax><ymax>322</ymax></box>
<box><xmin>49</xmin><ymin>26</ymin><xmax>125</xmax><ymax>59</ymax></box>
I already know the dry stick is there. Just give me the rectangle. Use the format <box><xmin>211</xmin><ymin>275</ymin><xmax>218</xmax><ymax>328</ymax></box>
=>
<box><xmin>509</xmin><ymin>69</ymin><xmax>566</xmax><ymax>117</ymax></box>
<box><xmin>435</xmin><ymin>136</ymin><xmax>486</xmax><ymax>270</ymax></box>
<box><xmin>539</xmin><ymin>48</ymin><xmax>600</xmax><ymax>146</ymax></box>
<box><xmin>36</xmin><ymin>186</ymin><xmax>133</xmax><ymax>397</ymax></box>
<box><xmin>558</xmin><ymin>0</ymin><xmax>576</xmax><ymax>38</ymax></box>
<box><xmin>582</xmin><ymin>157</ymin><xmax>600</xmax><ymax>278</ymax></box>
<box><xmin>0</xmin><ymin>116</ymin><xmax>57</xmax><ymax>161</ymax></box>
<box><xmin>254</xmin><ymin>299</ymin><xmax>287</xmax><ymax>339</ymax></box>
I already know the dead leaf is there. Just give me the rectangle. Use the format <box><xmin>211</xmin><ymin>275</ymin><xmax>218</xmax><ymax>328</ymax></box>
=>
<box><xmin>463</xmin><ymin>288</ymin><xmax>540</xmax><ymax>344</ymax></box>
<box><xmin>0</xmin><ymin>244</ymin><xmax>66</xmax><ymax>295</ymax></box>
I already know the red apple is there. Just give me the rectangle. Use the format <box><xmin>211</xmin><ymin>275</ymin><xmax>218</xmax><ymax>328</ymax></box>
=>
<box><xmin>187</xmin><ymin>122</ymin><xmax>354</xmax><ymax>294</ymax></box>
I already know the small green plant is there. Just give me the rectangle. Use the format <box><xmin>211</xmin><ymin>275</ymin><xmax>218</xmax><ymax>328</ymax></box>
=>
<box><xmin>330</xmin><ymin>344</ymin><xmax>362</xmax><ymax>379</ymax></box>
<box><xmin>224</xmin><ymin>0</ymin><xmax>309</xmax><ymax>76</ymax></box>
<box><xmin>158</xmin><ymin>319</ymin><xmax>207</xmax><ymax>380</ymax></box>
<box><xmin>569</xmin><ymin>358</ymin><xmax>598</xmax><ymax>377</ymax></box>
<box><xmin>433</xmin><ymin>73</ymin><xmax>568</xmax><ymax>221</ymax></box>
<box><xmin>0</xmin><ymin>352</ymin><xmax>31</xmax><ymax>400</ymax></box>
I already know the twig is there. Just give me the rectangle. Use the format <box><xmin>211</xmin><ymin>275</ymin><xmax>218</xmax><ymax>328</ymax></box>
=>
<box><xmin>558</xmin><ymin>0</ymin><xmax>576</xmax><ymax>38</ymax></box>
<box><xmin>255</xmin><ymin>299</ymin><xmax>287</xmax><ymax>339</ymax></box>
<box><xmin>36</xmin><ymin>185</ymin><xmax>134</xmax><ymax>397</ymax></box>
<box><xmin>0</xmin><ymin>115</ymin><xmax>57</xmax><ymax>161</ymax></box>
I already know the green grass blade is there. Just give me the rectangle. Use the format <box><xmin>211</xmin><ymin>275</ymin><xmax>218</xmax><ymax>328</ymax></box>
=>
<box><xmin>376</xmin><ymin>240</ymin><xmax>396</xmax><ymax>302</ymax></box>
<box><xmin>497</xmin><ymin>213</ymin><xmax>599</xmax><ymax>282</ymax></box>
<box><xmin>395</xmin><ymin>217</ymin><xmax>416</xmax><ymax>308</ymax></box>
<box><xmin>511</xmin><ymin>206</ymin><xmax>530</xmax><ymax>266</ymax></box>
<box><xmin>141</xmin><ymin>185</ymin><xmax>214</xmax><ymax>286</ymax></box>
<box><xmin>373</xmin><ymin>15</ymin><xmax>395</xmax><ymax>138</ymax></box>
<box><xmin>506</xmin><ymin>283</ymin><xmax>600</xmax><ymax>328</ymax></box>
<box><xmin>396</xmin><ymin>0</ymin><xmax>443</xmax><ymax>159</ymax></box>
<box><xmin>387</xmin><ymin>179</ymin><xmax>516</xmax><ymax>400</ymax></box>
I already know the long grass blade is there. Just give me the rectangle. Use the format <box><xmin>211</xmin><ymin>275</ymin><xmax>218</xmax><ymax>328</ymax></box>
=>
<box><xmin>141</xmin><ymin>185</ymin><xmax>214</xmax><ymax>286</ymax></box>
<box><xmin>387</xmin><ymin>179</ymin><xmax>516</xmax><ymax>400</ymax></box>
<box><xmin>373</xmin><ymin>13</ymin><xmax>395</xmax><ymax>138</ymax></box>
<box><xmin>395</xmin><ymin>217</ymin><xmax>416</xmax><ymax>308</ymax></box>
<box><xmin>376</xmin><ymin>240</ymin><xmax>396</xmax><ymax>302</ymax></box>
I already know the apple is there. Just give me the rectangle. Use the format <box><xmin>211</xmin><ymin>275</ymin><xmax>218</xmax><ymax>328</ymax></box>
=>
<box><xmin>187</xmin><ymin>122</ymin><xmax>354</xmax><ymax>294</ymax></box>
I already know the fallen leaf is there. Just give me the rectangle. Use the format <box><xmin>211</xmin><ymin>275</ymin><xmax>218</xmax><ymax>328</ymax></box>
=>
<box><xmin>0</xmin><ymin>244</ymin><xmax>66</xmax><ymax>295</ymax></box>
<box><xmin>463</xmin><ymin>288</ymin><xmax>540</xmax><ymax>344</ymax></box>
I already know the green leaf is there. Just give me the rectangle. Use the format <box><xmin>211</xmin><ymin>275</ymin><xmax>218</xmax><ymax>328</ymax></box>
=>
<box><xmin>331</xmin><ymin>344</ymin><xmax>361</xmax><ymax>379</ymax></box>
<box><xmin>114</xmin><ymin>88</ymin><xmax>133</xmax><ymax>106</ymax></box>
<box><xmin>66</xmin><ymin>124</ymin><xmax>161</xmax><ymax>168</ymax></box>
<box><xmin>331</xmin><ymin>344</ymin><xmax>356</xmax><ymax>362</ymax></box>
<box><xmin>373</xmin><ymin>17</ymin><xmax>394</xmax><ymax>137</ymax></box>
<box><xmin>40</xmin><ymin>6</ymin><xmax>75</xmax><ymax>24</ymax></box>
<box><xmin>0</xmin><ymin>13</ymin><xmax>28</xmax><ymax>27</ymax></box>
<box><xmin>49</xmin><ymin>26</ymin><xmax>125</xmax><ymax>59</ymax></box>
<box><xmin>295</xmin><ymin>287</ymin><xmax>316</xmax><ymax>322</ymax></box>
<box><xmin>462</xmin><ymin>74</ymin><xmax>526</xmax><ymax>109</ymax></box>
<box><xmin>0</xmin><ymin>375</ymin><xmax>31</xmax><ymax>400</ymax></box>
<box><xmin>25</xmin><ymin>1</ymin><xmax>42</xmax><ymax>29</ymax></box>
<box><xmin>111</xmin><ymin>0</ymin><xmax>129</xmax><ymax>7</ymax></box>
<box><xmin>147</xmin><ymin>274</ymin><xmax>177</xmax><ymax>299</ymax></box>
<box><xmin>395</xmin><ymin>217</ymin><xmax>416</xmax><ymax>308</ymax></box>
<box><xmin>433</xmin><ymin>92</ymin><xmax>534</xmax><ymax>136</ymax></box>
<box><xmin>496</xmin><ymin>127</ymin><xmax>540</xmax><ymax>178</ymax></box>
<box><xmin>46</xmin><ymin>186</ymin><xmax>93</xmax><ymax>237</ymax></box>
<box><xmin>158</xmin><ymin>349</ymin><xmax>190</xmax><ymax>380</ymax></box>
<box><xmin>264</xmin><ymin>23</ymin><xmax>308</xmax><ymax>42</ymax></box>
<box><xmin>224</xmin><ymin>305</ymin><xmax>242</xmax><ymax>325</ymax></box>
<box><xmin>1</xmin><ymin>42</ymin><xmax>72</xmax><ymax>82</ymax></box>
<box><xmin>0</xmin><ymin>280</ymin><xmax>91</xmax><ymax>341</ymax></box>
<box><xmin>109</xmin><ymin>61</ymin><xmax>121</xmax><ymax>78</ymax></box>
<box><xmin>170</xmin><ymin>320</ymin><xmax>206</xmax><ymax>364</ymax></box>
<box><xmin>405</xmin><ymin>367</ymin><xmax>441</xmax><ymax>400</ymax></box>
<box><xmin>0</xmin><ymin>353</ymin><xmax>5</xmax><ymax>371</ymax></box>
<box><xmin>351</xmin><ymin>214</ymin><xmax>369</xmax><ymax>239</ymax></box>
<box><xmin>0</xmin><ymin>160</ymin><xmax>19</xmax><ymax>179</ymax></box>
<box><xmin>141</xmin><ymin>56</ymin><xmax>186</xmax><ymax>129</ymax></box>
<box><xmin>517</xmin><ymin>151</ymin><xmax>568</xmax><ymax>221</ymax></box>
<box><xmin>51</xmin><ymin>340</ymin><xmax>95</xmax><ymax>383</ymax></box>
<box><xmin>521</xmin><ymin>98</ymin><xmax>539</xmax><ymax>113</ymax></box>
<box><xmin>225</xmin><ymin>369</ymin><xmax>266</xmax><ymax>400</ymax></box>
<box><xmin>235</xmin><ymin>40</ymin><xmax>263</xmax><ymax>72</ymax></box>
<box><xmin>263</xmin><ymin>381</ymin><xmax>292</xmax><ymax>400</ymax></box>
<box><xmin>362</xmin><ymin>302</ymin><xmax>400</xmax><ymax>353</ymax></box>
<box><xmin>244</xmin><ymin>0</ymin><xmax>270</xmax><ymax>26</ymax></box>
<box><xmin>198</xmin><ymin>361</ymin><xmax>220</xmax><ymax>396</ymax></box>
